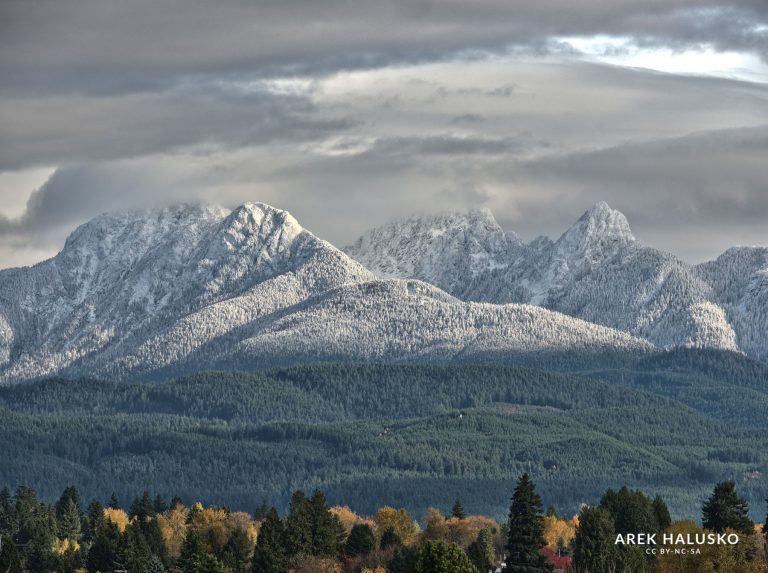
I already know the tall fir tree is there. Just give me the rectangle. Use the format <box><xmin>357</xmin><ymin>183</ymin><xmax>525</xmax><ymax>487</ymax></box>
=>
<box><xmin>285</xmin><ymin>491</ymin><xmax>313</xmax><ymax>557</ymax></box>
<box><xmin>702</xmin><ymin>481</ymin><xmax>754</xmax><ymax>534</ymax></box>
<box><xmin>308</xmin><ymin>490</ymin><xmax>342</xmax><ymax>557</ymax></box>
<box><xmin>223</xmin><ymin>526</ymin><xmax>252</xmax><ymax>573</ymax></box>
<box><xmin>505</xmin><ymin>473</ymin><xmax>552</xmax><ymax>573</ymax></box>
<box><xmin>251</xmin><ymin>508</ymin><xmax>287</xmax><ymax>573</ymax></box>
<box><xmin>178</xmin><ymin>530</ymin><xmax>208</xmax><ymax>573</ymax></box>
<box><xmin>86</xmin><ymin>519</ymin><xmax>124</xmax><ymax>573</ymax></box>
<box><xmin>572</xmin><ymin>507</ymin><xmax>616</xmax><ymax>573</ymax></box>
<box><xmin>83</xmin><ymin>500</ymin><xmax>104</xmax><ymax>543</ymax></box>
<box><xmin>130</xmin><ymin>491</ymin><xmax>155</xmax><ymax>521</ymax></box>
<box><xmin>108</xmin><ymin>493</ymin><xmax>120</xmax><ymax>510</ymax></box>
<box><xmin>452</xmin><ymin>500</ymin><xmax>466</xmax><ymax>520</ymax></box>
<box><xmin>58</xmin><ymin>498</ymin><xmax>82</xmax><ymax>542</ymax></box>
<box><xmin>124</xmin><ymin>521</ymin><xmax>153</xmax><ymax>573</ymax></box>
<box><xmin>153</xmin><ymin>495</ymin><xmax>168</xmax><ymax>515</ymax></box>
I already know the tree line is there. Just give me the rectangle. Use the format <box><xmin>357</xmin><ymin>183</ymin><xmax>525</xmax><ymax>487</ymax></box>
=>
<box><xmin>1</xmin><ymin>474</ymin><xmax>766</xmax><ymax>573</ymax></box>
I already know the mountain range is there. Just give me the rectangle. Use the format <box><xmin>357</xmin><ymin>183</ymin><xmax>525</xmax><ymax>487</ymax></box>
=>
<box><xmin>0</xmin><ymin>200</ymin><xmax>765</xmax><ymax>384</ymax></box>
<box><xmin>346</xmin><ymin>201</ymin><xmax>768</xmax><ymax>360</ymax></box>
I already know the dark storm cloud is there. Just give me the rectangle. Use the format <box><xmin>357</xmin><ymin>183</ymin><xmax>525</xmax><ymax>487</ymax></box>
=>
<box><xmin>1</xmin><ymin>0</ymin><xmax>767</xmax><ymax>95</ymax></box>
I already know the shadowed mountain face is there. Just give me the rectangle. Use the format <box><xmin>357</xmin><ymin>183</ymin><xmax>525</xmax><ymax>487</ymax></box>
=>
<box><xmin>347</xmin><ymin>202</ymin><xmax>767</xmax><ymax>359</ymax></box>
<box><xmin>0</xmin><ymin>202</ymin><xmax>652</xmax><ymax>384</ymax></box>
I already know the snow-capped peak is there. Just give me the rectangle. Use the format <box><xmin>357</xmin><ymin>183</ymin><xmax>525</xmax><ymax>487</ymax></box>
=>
<box><xmin>344</xmin><ymin>208</ymin><xmax>521</xmax><ymax>297</ymax></box>
<box><xmin>555</xmin><ymin>201</ymin><xmax>635</xmax><ymax>260</ymax></box>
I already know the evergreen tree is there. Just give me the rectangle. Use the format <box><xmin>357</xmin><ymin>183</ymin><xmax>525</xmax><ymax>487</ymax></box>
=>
<box><xmin>24</xmin><ymin>534</ymin><xmax>53</xmax><ymax>573</ymax></box>
<box><xmin>142</xmin><ymin>517</ymin><xmax>170</xmax><ymax>567</ymax></box>
<box><xmin>652</xmin><ymin>496</ymin><xmax>672</xmax><ymax>531</ymax></box>
<box><xmin>254</xmin><ymin>500</ymin><xmax>270</xmax><ymax>521</ymax></box>
<box><xmin>153</xmin><ymin>495</ymin><xmax>168</xmax><ymax>515</ymax></box>
<box><xmin>178</xmin><ymin>530</ymin><xmax>208</xmax><ymax>573</ymax></box>
<box><xmin>0</xmin><ymin>538</ymin><xmax>23</xmax><ymax>573</ymax></box>
<box><xmin>223</xmin><ymin>526</ymin><xmax>252</xmax><ymax>573</ymax></box>
<box><xmin>344</xmin><ymin>523</ymin><xmax>375</xmax><ymax>557</ymax></box>
<box><xmin>505</xmin><ymin>473</ymin><xmax>552</xmax><ymax>573</ymax></box>
<box><xmin>195</xmin><ymin>552</ymin><xmax>229</xmax><ymax>573</ymax></box>
<box><xmin>285</xmin><ymin>491</ymin><xmax>312</xmax><ymax>557</ymax></box>
<box><xmin>58</xmin><ymin>498</ymin><xmax>82</xmax><ymax>541</ymax></box>
<box><xmin>171</xmin><ymin>496</ymin><xmax>184</xmax><ymax>510</ymax></box>
<box><xmin>55</xmin><ymin>487</ymin><xmax>81</xmax><ymax>518</ymax></box>
<box><xmin>702</xmin><ymin>481</ymin><xmax>754</xmax><ymax>534</ymax></box>
<box><xmin>108</xmin><ymin>493</ymin><xmax>120</xmax><ymax>510</ymax></box>
<box><xmin>143</xmin><ymin>554</ymin><xmax>165</xmax><ymax>573</ymax></box>
<box><xmin>308</xmin><ymin>490</ymin><xmax>342</xmax><ymax>557</ymax></box>
<box><xmin>83</xmin><ymin>500</ymin><xmax>104</xmax><ymax>543</ymax></box>
<box><xmin>415</xmin><ymin>540</ymin><xmax>476</xmax><ymax>573</ymax></box>
<box><xmin>130</xmin><ymin>491</ymin><xmax>155</xmax><ymax>521</ymax></box>
<box><xmin>572</xmin><ymin>507</ymin><xmax>616</xmax><ymax>573</ymax></box>
<box><xmin>600</xmin><ymin>487</ymin><xmax>659</xmax><ymax>535</ymax></box>
<box><xmin>251</xmin><ymin>508</ymin><xmax>287</xmax><ymax>573</ymax></box>
<box><xmin>452</xmin><ymin>500</ymin><xmax>466</xmax><ymax>520</ymax></box>
<box><xmin>466</xmin><ymin>527</ymin><xmax>495</xmax><ymax>573</ymax></box>
<box><xmin>86</xmin><ymin>519</ymin><xmax>124</xmax><ymax>573</ymax></box>
<box><xmin>124</xmin><ymin>521</ymin><xmax>153</xmax><ymax>573</ymax></box>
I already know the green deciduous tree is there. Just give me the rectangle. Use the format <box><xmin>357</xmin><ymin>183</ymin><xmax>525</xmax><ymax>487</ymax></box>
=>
<box><xmin>415</xmin><ymin>540</ymin><xmax>476</xmax><ymax>573</ymax></box>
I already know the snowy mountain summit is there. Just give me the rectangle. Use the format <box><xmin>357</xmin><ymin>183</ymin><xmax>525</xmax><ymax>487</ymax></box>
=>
<box><xmin>347</xmin><ymin>202</ymin><xmax>767</xmax><ymax>360</ymax></box>
<box><xmin>0</xmin><ymin>201</ymin><xmax>651</xmax><ymax>384</ymax></box>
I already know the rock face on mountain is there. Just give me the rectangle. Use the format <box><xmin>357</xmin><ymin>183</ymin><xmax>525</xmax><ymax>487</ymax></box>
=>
<box><xmin>0</xmin><ymin>202</ymin><xmax>651</xmax><ymax>383</ymax></box>
<box><xmin>347</xmin><ymin>202</ymin><xmax>764</xmax><ymax>358</ymax></box>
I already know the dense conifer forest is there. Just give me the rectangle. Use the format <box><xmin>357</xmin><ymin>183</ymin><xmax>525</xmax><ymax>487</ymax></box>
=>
<box><xmin>2</xmin><ymin>350</ymin><xmax>767</xmax><ymax>519</ymax></box>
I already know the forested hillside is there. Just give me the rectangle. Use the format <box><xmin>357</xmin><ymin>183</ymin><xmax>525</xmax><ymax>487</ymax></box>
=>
<box><xmin>2</xmin><ymin>353</ymin><xmax>767</xmax><ymax>521</ymax></box>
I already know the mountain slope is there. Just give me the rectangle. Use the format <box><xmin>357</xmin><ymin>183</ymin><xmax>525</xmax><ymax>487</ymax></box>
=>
<box><xmin>0</xmin><ymin>202</ymin><xmax>650</xmax><ymax>383</ymax></box>
<box><xmin>697</xmin><ymin>247</ymin><xmax>768</xmax><ymax>359</ymax></box>
<box><xmin>346</xmin><ymin>202</ymin><xmax>748</xmax><ymax>356</ymax></box>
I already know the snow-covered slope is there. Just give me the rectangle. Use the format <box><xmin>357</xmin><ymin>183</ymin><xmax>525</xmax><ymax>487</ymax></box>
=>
<box><xmin>697</xmin><ymin>247</ymin><xmax>768</xmax><ymax>360</ymax></box>
<box><xmin>0</xmin><ymin>202</ymin><xmax>651</xmax><ymax>383</ymax></box>
<box><xmin>347</xmin><ymin>202</ymin><xmax>757</xmax><ymax>357</ymax></box>
<box><xmin>345</xmin><ymin>209</ymin><xmax>521</xmax><ymax>299</ymax></box>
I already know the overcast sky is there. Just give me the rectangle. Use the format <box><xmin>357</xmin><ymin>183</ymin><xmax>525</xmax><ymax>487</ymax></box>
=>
<box><xmin>1</xmin><ymin>0</ymin><xmax>768</xmax><ymax>267</ymax></box>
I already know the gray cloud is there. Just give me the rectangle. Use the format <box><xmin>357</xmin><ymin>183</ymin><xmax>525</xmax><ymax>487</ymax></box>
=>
<box><xmin>0</xmin><ymin>83</ymin><xmax>349</xmax><ymax>171</ymax></box>
<box><xmin>1</xmin><ymin>0</ymin><xmax>767</xmax><ymax>96</ymax></box>
<box><xmin>1</xmin><ymin>2</ymin><xmax>768</xmax><ymax>268</ymax></box>
<box><xmin>491</xmin><ymin>125</ymin><xmax>768</xmax><ymax>261</ymax></box>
